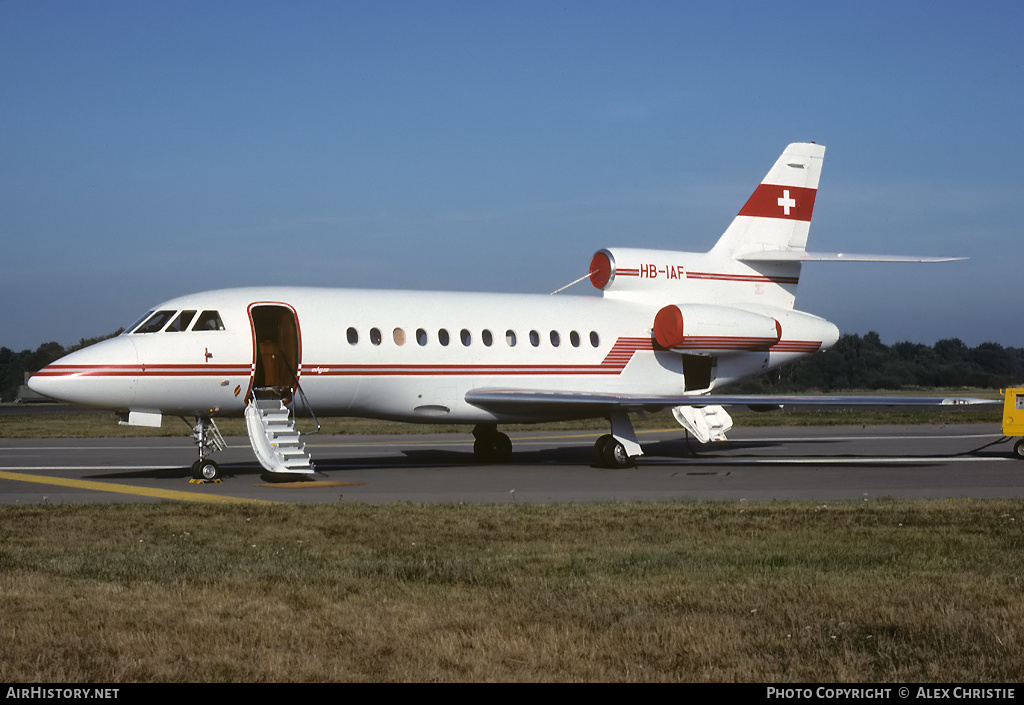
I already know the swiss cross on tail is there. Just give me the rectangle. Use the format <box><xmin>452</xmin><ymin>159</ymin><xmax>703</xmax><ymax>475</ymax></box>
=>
<box><xmin>737</xmin><ymin>184</ymin><xmax>817</xmax><ymax>221</ymax></box>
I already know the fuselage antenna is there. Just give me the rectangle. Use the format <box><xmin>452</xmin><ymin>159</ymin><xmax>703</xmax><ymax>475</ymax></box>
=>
<box><xmin>550</xmin><ymin>272</ymin><xmax>591</xmax><ymax>295</ymax></box>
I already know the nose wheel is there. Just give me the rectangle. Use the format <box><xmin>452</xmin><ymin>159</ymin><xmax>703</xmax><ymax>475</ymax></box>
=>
<box><xmin>191</xmin><ymin>459</ymin><xmax>222</xmax><ymax>481</ymax></box>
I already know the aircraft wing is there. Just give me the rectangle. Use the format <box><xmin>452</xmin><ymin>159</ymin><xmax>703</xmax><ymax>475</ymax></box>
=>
<box><xmin>465</xmin><ymin>388</ymin><xmax>998</xmax><ymax>415</ymax></box>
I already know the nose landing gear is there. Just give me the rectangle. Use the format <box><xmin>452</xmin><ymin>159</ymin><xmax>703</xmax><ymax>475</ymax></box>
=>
<box><xmin>187</xmin><ymin>415</ymin><xmax>226</xmax><ymax>482</ymax></box>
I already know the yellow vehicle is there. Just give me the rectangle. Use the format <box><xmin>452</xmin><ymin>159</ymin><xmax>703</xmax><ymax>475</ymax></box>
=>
<box><xmin>1001</xmin><ymin>388</ymin><xmax>1024</xmax><ymax>458</ymax></box>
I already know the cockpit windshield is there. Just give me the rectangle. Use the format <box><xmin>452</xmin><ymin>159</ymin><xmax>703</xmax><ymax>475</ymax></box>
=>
<box><xmin>128</xmin><ymin>309</ymin><xmax>224</xmax><ymax>333</ymax></box>
<box><xmin>135</xmin><ymin>310</ymin><xmax>177</xmax><ymax>334</ymax></box>
<box><xmin>166</xmin><ymin>310</ymin><xmax>197</xmax><ymax>332</ymax></box>
<box><xmin>193</xmin><ymin>311</ymin><xmax>224</xmax><ymax>331</ymax></box>
<box><xmin>123</xmin><ymin>311</ymin><xmax>154</xmax><ymax>335</ymax></box>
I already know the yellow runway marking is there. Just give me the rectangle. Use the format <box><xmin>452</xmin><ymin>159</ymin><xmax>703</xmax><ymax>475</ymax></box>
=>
<box><xmin>0</xmin><ymin>470</ymin><xmax>272</xmax><ymax>504</ymax></box>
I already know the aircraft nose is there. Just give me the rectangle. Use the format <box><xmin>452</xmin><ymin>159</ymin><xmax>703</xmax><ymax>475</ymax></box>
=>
<box><xmin>28</xmin><ymin>337</ymin><xmax>139</xmax><ymax>410</ymax></box>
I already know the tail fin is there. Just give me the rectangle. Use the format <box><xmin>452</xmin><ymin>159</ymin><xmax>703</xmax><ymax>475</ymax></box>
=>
<box><xmin>711</xmin><ymin>142</ymin><xmax>825</xmax><ymax>259</ymax></box>
<box><xmin>589</xmin><ymin>143</ymin><xmax>959</xmax><ymax>312</ymax></box>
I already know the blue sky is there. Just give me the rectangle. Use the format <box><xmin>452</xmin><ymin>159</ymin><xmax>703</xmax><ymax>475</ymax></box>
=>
<box><xmin>2</xmin><ymin>1</ymin><xmax>1022</xmax><ymax>351</ymax></box>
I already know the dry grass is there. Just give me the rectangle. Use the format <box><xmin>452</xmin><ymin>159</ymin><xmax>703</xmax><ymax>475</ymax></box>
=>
<box><xmin>1</xmin><ymin>500</ymin><xmax>1022</xmax><ymax>682</ymax></box>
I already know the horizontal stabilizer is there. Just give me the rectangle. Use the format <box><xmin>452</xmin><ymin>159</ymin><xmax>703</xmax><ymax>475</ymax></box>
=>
<box><xmin>736</xmin><ymin>251</ymin><xmax>965</xmax><ymax>263</ymax></box>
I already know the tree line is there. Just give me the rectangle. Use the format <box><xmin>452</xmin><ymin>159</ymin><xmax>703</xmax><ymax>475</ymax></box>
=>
<box><xmin>735</xmin><ymin>332</ymin><xmax>1024</xmax><ymax>392</ymax></box>
<box><xmin>1</xmin><ymin>330</ymin><xmax>122</xmax><ymax>402</ymax></box>
<box><xmin>3</xmin><ymin>330</ymin><xmax>1023</xmax><ymax>403</ymax></box>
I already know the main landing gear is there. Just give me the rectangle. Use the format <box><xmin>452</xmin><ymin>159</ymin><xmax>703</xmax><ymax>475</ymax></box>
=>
<box><xmin>473</xmin><ymin>411</ymin><xmax>644</xmax><ymax>468</ymax></box>
<box><xmin>188</xmin><ymin>415</ymin><xmax>227</xmax><ymax>482</ymax></box>
<box><xmin>594</xmin><ymin>434</ymin><xmax>635</xmax><ymax>468</ymax></box>
<box><xmin>593</xmin><ymin>409</ymin><xmax>644</xmax><ymax>468</ymax></box>
<box><xmin>473</xmin><ymin>424</ymin><xmax>513</xmax><ymax>463</ymax></box>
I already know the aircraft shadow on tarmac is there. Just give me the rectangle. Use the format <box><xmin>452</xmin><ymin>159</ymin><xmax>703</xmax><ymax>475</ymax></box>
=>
<box><xmin>77</xmin><ymin>434</ymin><xmax>1009</xmax><ymax>483</ymax></box>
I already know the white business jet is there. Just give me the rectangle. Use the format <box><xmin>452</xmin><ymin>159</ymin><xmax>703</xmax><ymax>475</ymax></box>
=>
<box><xmin>29</xmin><ymin>143</ymin><xmax>986</xmax><ymax>481</ymax></box>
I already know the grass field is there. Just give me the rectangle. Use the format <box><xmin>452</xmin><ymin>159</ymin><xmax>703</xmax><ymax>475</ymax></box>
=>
<box><xmin>1</xmin><ymin>500</ymin><xmax>1022</xmax><ymax>682</ymax></box>
<box><xmin>1</xmin><ymin>393</ymin><xmax>1015</xmax><ymax>682</ymax></box>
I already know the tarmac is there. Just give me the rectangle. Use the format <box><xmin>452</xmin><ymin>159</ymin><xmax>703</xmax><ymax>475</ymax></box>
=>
<box><xmin>1</xmin><ymin>423</ymin><xmax>1021</xmax><ymax>504</ymax></box>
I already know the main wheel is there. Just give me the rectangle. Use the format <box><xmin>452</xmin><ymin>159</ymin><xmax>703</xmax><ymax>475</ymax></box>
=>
<box><xmin>594</xmin><ymin>434</ymin><xmax>615</xmax><ymax>465</ymax></box>
<box><xmin>595</xmin><ymin>434</ymin><xmax>635</xmax><ymax>468</ymax></box>
<box><xmin>474</xmin><ymin>432</ymin><xmax>513</xmax><ymax>463</ymax></box>
<box><xmin>191</xmin><ymin>459</ymin><xmax>221</xmax><ymax>481</ymax></box>
<box><xmin>603</xmin><ymin>438</ymin><xmax>636</xmax><ymax>468</ymax></box>
<box><xmin>1014</xmin><ymin>439</ymin><xmax>1024</xmax><ymax>460</ymax></box>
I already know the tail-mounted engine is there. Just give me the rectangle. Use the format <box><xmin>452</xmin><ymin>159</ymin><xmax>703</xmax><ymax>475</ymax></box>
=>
<box><xmin>652</xmin><ymin>303</ymin><xmax>781</xmax><ymax>354</ymax></box>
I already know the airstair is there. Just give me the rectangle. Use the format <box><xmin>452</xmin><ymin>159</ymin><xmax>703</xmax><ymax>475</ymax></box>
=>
<box><xmin>244</xmin><ymin>395</ymin><xmax>315</xmax><ymax>475</ymax></box>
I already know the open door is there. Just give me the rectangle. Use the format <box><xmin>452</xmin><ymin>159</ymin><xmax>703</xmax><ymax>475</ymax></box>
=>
<box><xmin>249</xmin><ymin>304</ymin><xmax>300</xmax><ymax>403</ymax></box>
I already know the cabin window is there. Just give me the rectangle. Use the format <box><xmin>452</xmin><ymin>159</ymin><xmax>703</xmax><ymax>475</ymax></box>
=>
<box><xmin>136</xmin><ymin>310</ymin><xmax>176</xmax><ymax>334</ymax></box>
<box><xmin>166</xmin><ymin>310</ymin><xmax>197</xmax><ymax>332</ymax></box>
<box><xmin>506</xmin><ymin>330</ymin><xmax>517</xmax><ymax>346</ymax></box>
<box><xmin>461</xmin><ymin>329</ymin><xmax>472</xmax><ymax>346</ymax></box>
<box><xmin>370</xmin><ymin>328</ymin><xmax>382</xmax><ymax>345</ymax></box>
<box><xmin>570</xmin><ymin>330</ymin><xmax>580</xmax><ymax>347</ymax></box>
<box><xmin>438</xmin><ymin>329</ymin><xmax>450</xmax><ymax>346</ymax></box>
<box><xmin>481</xmin><ymin>329</ymin><xmax>493</xmax><ymax>347</ymax></box>
<box><xmin>550</xmin><ymin>331</ymin><xmax>560</xmax><ymax>347</ymax></box>
<box><xmin>590</xmin><ymin>331</ymin><xmax>600</xmax><ymax>347</ymax></box>
<box><xmin>393</xmin><ymin>328</ymin><xmax>406</xmax><ymax>346</ymax></box>
<box><xmin>192</xmin><ymin>311</ymin><xmax>224</xmax><ymax>331</ymax></box>
<box><xmin>416</xmin><ymin>328</ymin><xmax>428</xmax><ymax>346</ymax></box>
<box><xmin>529</xmin><ymin>330</ymin><xmax>540</xmax><ymax>347</ymax></box>
<box><xmin>346</xmin><ymin>327</ymin><xmax>358</xmax><ymax>344</ymax></box>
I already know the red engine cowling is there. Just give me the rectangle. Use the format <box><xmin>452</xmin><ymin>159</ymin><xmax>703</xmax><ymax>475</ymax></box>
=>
<box><xmin>653</xmin><ymin>304</ymin><xmax>781</xmax><ymax>353</ymax></box>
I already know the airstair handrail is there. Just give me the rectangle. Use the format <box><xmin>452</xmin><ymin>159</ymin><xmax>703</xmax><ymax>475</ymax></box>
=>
<box><xmin>286</xmin><ymin>364</ymin><xmax>321</xmax><ymax>434</ymax></box>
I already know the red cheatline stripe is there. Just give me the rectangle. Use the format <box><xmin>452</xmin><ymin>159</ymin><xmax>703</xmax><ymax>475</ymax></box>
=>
<box><xmin>303</xmin><ymin>367</ymin><xmax>626</xmax><ymax>377</ymax></box>
<box><xmin>33</xmin><ymin>337</ymin><xmax>821</xmax><ymax>380</ymax></box>
<box><xmin>33</xmin><ymin>365</ymin><xmax>251</xmax><ymax>378</ymax></box>
<box><xmin>687</xmin><ymin>271</ymin><xmax>800</xmax><ymax>285</ymax></box>
<box><xmin>37</xmin><ymin>364</ymin><xmax>251</xmax><ymax>371</ymax></box>
<box><xmin>679</xmin><ymin>337</ymin><xmax>777</xmax><ymax>342</ymax></box>
<box><xmin>301</xmin><ymin>337</ymin><xmax>658</xmax><ymax>377</ymax></box>
<box><xmin>33</xmin><ymin>368</ymin><xmax>141</xmax><ymax>378</ymax></box>
<box><xmin>676</xmin><ymin>336</ymin><xmax>778</xmax><ymax>350</ymax></box>
<box><xmin>139</xmin><ymin>370</ymin><xmax>249</xmax><ymax>377</ymax></box>
<box><xmin>771</xmin><ymin>340</ymin><xmax>822</xmax><ymax>352</ymax></box>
